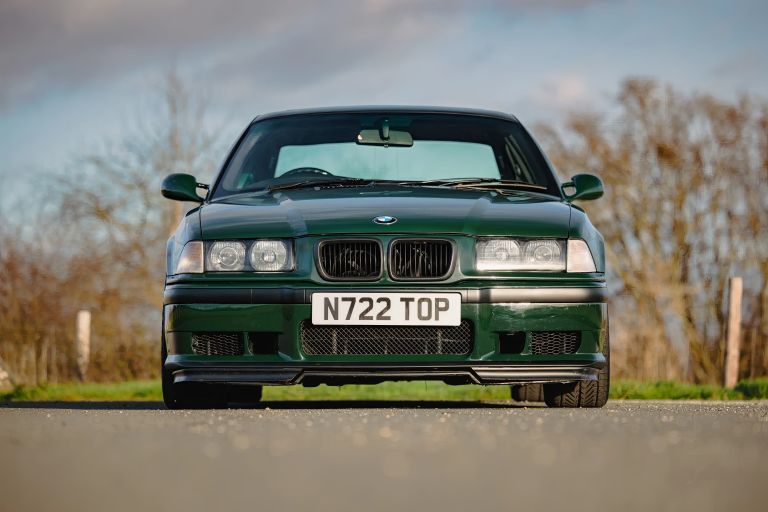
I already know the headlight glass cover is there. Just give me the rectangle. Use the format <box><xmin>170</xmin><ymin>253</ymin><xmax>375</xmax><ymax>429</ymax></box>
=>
<box><xmin>205</xmin><ymin>240</ymin><xmax>293</xmax><ymax>272</ymax></box>
<box><xmin>476</xmin><ymin>238</ymin><xmax>565</xmax><ymax>271</ymax></box>
<box><xmin>207</xmin><ymin>241</ymin><xmax>246</xmax><ymax>271</ymax></box>
<box><xmin>249</xmin><ymin>240</ymin><xmax>292</xmax><ymax>272</ymax></box>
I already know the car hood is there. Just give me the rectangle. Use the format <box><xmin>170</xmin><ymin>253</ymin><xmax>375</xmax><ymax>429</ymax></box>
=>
<box><xmin>200</xmin><ymin>187</ymin><xmax>572</xmax><ymax>239</ymax></box>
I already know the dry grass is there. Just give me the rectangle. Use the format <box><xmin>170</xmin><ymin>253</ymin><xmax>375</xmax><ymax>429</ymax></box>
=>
<box><xmin>3</xmin><ymin>379</ymin><xmax>767</xmax><ymax>402</ymax></box>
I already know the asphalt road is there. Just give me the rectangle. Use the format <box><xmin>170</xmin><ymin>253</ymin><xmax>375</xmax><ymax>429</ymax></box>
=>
<box><xmin>1</xmin><ymin>400</ymin><xmax>767</xmax><ymax>512</ymax></box>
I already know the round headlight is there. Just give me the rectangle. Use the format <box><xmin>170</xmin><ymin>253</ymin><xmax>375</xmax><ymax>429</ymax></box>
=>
<box><xmin>207</xmin><ymin>241</ymin><xmax>246</xmax><ymax>271</ymax></box>
<box><xmin>523</xmin><ymin>240</ymin><xmax>562</xmax><ymax>268</ymax></box>
<box><xmin>476</xmin><ymin>239</ymin><xmax>521</xmax><ymax>270</ymax></box>
<box><xmin>249</xmin><ymin>240</ymin><xmax>291</xmax><ymax>272</ymax></box>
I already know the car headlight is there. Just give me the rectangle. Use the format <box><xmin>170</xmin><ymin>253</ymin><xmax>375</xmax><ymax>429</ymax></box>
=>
<box><xmin>207</xmin><ymin>241</ymin><xmax>246</xmax><ymax>271</ymax></box>
<box><xmin>476</xmin><ymin>239</ymin><xmax>522</xmax><ymax>270</ymax></box>
<box><xmin>476</xmin><ymin>238</ymin><xmax>565</xmax><ymax>271</ymax></box>
<box><xmin>174</xmin><ymin>241</ymin><xmax>204</xmax><ymax>274</ymax></box>
<box><xmin>249</xmin><ymin>240</ymin><xmax>293</xmax><ymax>272</ymax></box>
<box><xmin>475</xmin><ymin>238</ymin><xmax>596</xmax><ymax>272</ymax></box>
<box><xmin>204</xmin><ymin>240</ymin><xmax>294</xmax><ymax>272</ymax></box>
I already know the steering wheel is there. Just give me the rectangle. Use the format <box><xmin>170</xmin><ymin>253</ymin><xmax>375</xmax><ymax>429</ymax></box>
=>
<box><xmin>280</xmin><ymin>167</ymin><xmax>334</xmax><ymax>178</ymax></box>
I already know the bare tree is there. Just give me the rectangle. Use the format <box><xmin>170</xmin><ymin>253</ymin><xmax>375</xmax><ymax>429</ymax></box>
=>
<box><xmin>536</xmin><ymin>79</ymin><xmax>768</xmax><ymax>382</ymax></box>
<box><xmin>0</xmin><ymin>72</ymin><xmax>219</xmax><ymax>383</ymax></box>
<box><xmin>3</xmin><ymin>75</ymin><xmax>765</xmax><ymax>384</ymax></box>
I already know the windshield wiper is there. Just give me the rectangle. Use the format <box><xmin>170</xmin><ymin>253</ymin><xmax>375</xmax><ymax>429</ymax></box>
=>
<box><xmin>395</xmin><ymin>177</ymin><xmax>547</xmax><ymax>191</ymax></box>
<box><xmin>452</xmin><ymin>179</ymin><xmax>547</xmax><ymax>191</ymax></box>
<box><xmin>267</xmin><ymin>178</ymin><xmax>372</xmax><ymax>192</ymax></box>
<box><xmin>263</xmin><ymin>177</ymin><xmax>546</xmax><ymax>193</ymax></box>
<box><xmin>395</xmin><ymin>178</ymin><xmax>491</xmax><ymax>186</ymax></box>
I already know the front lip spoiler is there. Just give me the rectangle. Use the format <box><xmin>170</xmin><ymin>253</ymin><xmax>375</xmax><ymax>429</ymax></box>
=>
<box><xmin>166</xmin><ymin>362</ymin><xmax>603</xmax><ymax>386</ymax></box>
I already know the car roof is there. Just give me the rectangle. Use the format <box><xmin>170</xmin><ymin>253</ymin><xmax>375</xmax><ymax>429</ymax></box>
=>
<box><xmin>253</xmin><ymin>105</ymin><xmax>519</xmax><ymax>123</ymax></box>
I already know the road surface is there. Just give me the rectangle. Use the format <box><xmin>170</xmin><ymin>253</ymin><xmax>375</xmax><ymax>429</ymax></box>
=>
<box><xmin>1</xmin><ymin>400</ymin><xmax>767</xmax><ymax>511</ymax></box>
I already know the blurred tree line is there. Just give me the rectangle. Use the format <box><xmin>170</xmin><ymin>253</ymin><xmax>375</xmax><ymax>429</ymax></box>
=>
<box><xmin>0</xmin><ymin>73</ymin><xmax>219</xmax><ymax>383</ymax></box>
<box><xmin>0</xmin><ymin>76</ymin><xmax>765</xmax><ymax>384</ymax></box>
<box><xmin>537</xmin><ymin>79</ymin><xmax>768</xmax><ymax>382</ymax></box>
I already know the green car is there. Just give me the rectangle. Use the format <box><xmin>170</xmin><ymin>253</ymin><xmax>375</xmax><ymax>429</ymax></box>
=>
<box><xmin>161</xmin><ymin>106</ymin><xmax>609</xmax><ymax>409</ymax></box>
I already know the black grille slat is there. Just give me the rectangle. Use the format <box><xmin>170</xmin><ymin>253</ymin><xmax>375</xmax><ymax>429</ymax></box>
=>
<box><xmin>318</xmin><ymin>240</ymin><xmax>381</xmax><ymax>280</ymax></box>
<box><xmin>191</xmin><ymin>332</ymin><xmax>244</xmax><ymax>356</ymax></box>
<box><xmin>390</xmin><ymin>239</ymin><xmax>453</xmax><ymax>280</ymax></box>
<box><xmin>530</xmin><ymin>331</ymin><xmax>581</xmax><ymax>355</ymax></box>
<box><xmin>301</xmin><ymin>321</ymin><xmax>473</xmax><ymax>355</ymax></box>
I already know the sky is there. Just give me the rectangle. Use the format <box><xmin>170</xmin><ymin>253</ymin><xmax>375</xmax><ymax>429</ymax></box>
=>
<box><xmin>0</xmin><ymin>0</ymin><xmax>766</xmax><ymax>184</ymax></box>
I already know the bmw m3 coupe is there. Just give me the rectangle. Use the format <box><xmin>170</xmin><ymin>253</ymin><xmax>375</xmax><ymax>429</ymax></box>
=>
<box><xmin>161</xmin><ymin>106</ymin><xmax>609</xmax><ymax>408</ymax></box>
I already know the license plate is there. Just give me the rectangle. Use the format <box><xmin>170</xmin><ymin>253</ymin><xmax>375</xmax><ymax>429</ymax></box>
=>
<box><xmin>311</xmin><ymin>292</ymin><xmax>461</xmax><ymax>326</ymax></box>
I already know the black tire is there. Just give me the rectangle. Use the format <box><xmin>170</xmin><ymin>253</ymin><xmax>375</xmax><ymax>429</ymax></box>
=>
<box><xmin>543</xmin><ymin>328</ymin><xmax>610</xmax><ymax>408</ymax></box>
<box><xmin>224</xmin><ymin>385</ymin><xmax>263</xmax><ymax>406</ymax></box>
<box><xmin>161</xmin><ymin>333</ymin><xmax>178</xmax><ymax>409</ymax></box>
<box><xmin>161</xmin><ymin>334</ymin><xmax>229</xmax><ymax>409</ymax></box>
<box><xmin>511</xmin><ymin>383</ymin><xmax>544</xmax><ymax>402</ymax></box>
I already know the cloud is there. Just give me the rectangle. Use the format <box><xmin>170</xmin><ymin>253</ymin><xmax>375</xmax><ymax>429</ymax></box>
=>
<box><xmin>0</xmin><ymin>0</ymin><xmax>606</xmax><ymax>109</ymax></box>
<box><xmin>532</xmin><ymin>73</ymin><xmax>595</xmax><ymax>110</ymax></box>
<box><xmin>0</xmin><ymin>0</ymin><xmax>294</xmax><ymax>106</ymax></box>
<box><xmin>709</xmin><ymin>51</ymin><xmax>766</xmax><ymax>81</ymax></box>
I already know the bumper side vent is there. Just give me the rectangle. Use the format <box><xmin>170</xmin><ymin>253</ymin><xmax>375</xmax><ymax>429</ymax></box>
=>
<box><xmin>499</xmin><ymin>332</ymin><xmax>525</xmax><ymax>354</ymax></box>
<box><xmin>249</xmin><ymin>332</ymin><xmax>279</xmax><ymax>355</ymax></box>
<box><xmin>191</xmin><ymin>332</ymin><xmax>244</xmax><ymax>356</ymax></box>
<box><xmin>530</xmin><ymin>331</ymin><xmax>581</xmax><ymax>355</ymax></box>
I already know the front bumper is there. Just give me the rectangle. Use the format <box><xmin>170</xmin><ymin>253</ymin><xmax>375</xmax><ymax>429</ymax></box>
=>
<box><xmin>167</xmin><ymin>362</ymin><xmax>602</xmax><ymax>386</ymax></box>
<box><xmin>163</xmin><ymin>285</ymin><xmax>608</xmax><ymax>386</ymax></box>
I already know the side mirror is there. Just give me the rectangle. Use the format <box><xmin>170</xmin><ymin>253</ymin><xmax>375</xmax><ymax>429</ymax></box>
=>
<box><xmin>161</xmin><ymin>173</ymin><xmax>207</xmax><ymax>203</ymax></box>
<box><xmin>562</xmin><ymin>173</ymin><xmax>604</xmax><ymax>202</ymax></box>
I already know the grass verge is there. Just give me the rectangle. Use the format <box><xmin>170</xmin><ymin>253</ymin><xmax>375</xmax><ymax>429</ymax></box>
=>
<box><xmin>2</xmin><ymin>378</ymin><xmax>768</xmax><ymax>402</ymax></box>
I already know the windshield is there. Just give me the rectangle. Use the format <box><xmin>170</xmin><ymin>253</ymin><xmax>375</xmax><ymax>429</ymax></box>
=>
<box><xmin>211</xmin><ymin>113</ymin><xmax>560</xmax><ymax>199</ymax></box>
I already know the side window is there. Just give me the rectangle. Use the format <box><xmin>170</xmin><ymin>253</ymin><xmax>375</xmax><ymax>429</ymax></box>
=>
<box><xmin>503</xmin><ymin>137</ymin><xmax>536</xmax><ymax>183</ymax></box>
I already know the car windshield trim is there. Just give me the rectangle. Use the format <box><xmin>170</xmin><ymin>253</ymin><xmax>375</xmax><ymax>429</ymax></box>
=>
<box><xmin>209</xmin><ymin>113</ymin><xmax>564</xmax><ymax>201</ymax></box>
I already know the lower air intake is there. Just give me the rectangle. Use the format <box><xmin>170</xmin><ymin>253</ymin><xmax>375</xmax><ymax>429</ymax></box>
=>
<box><xmin>530</xmin><ymin>331</ymin><xmax>581</xmax><ymax>355</ymax></box>
<box><xmin>191</xmin><ymin>332</ymin><xmax>244</xmax><ymax>356</ymax></box>
<box><xmin>300</xmin><ymin>321</ymin><xmax>473</xmax><ymax>355</ymax></box>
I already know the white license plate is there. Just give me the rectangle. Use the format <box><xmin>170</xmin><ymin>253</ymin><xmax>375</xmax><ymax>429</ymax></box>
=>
<box><xmin>311</xmin><ymin>292</ymin><xmax>461</xmax><ymax>326</ymax></box>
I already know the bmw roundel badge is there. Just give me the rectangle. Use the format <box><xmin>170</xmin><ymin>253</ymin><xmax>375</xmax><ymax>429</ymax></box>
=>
<box><xmin>373</xmin><ymin>215</ymin><xmax>397</xmax><ymax>225</ymax></box>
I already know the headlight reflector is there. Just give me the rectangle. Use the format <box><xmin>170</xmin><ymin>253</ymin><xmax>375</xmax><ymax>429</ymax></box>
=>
<box><xmin>476</xmin><ymin>239</ymin><xmax>522</xmax><ymax>270</ymax></box>
<box><xmin>566</xmin><ymin>239</ymin><xmax>597</xmax><ymax>273</ymax></box>
<box><xmin>174</xmin><ymin>241</ymin><xmax>204</xmax><ymax>274</ymax></box>
<box><xmin>207</xmin><ymin>241</ymin><xmax>246</xmax><ymax>271</ymax></box>
<box><xmin>249</xmin><ymin>240</ymin><xmax>292</xmax><ymax>272</ymax></box>
<box><xmin>476</xmin><ymin>238</ymin><xmax>565</xmax><ymax>271</ymax></box>
<box><xmin>522</xmin><ymin>239</ymin><xmax>563</xmax><ymax>270</ymax></box>
<box><xmin>204</xmin><ymin>240</ymin><xmax>294</xmax><ymax>272</ymax></box>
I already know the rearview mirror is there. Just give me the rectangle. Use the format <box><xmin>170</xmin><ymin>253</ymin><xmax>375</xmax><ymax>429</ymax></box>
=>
<box><xmin>562</xmin><ymin>173</ymin><xmax>604</xmax><ymax>201</ymax></box>
<box><xmin>357</xmin><ymin>119</ymin><xmax>413</xmax><ymax>147</ymax></box>
<box><xmin>357</xmin><ymin>129</ymin><xmax>413</xmax><ymax>147</ymax></box>
<box><xmin>161</xmin><ymin>173</ymin><xmax>206</xmax><ymax>203</ymax></box>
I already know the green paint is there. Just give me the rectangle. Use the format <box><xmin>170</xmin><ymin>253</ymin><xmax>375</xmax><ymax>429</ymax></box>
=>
<box><xmin>159</xmin><ymin>108</ymin><xmax>610</xmax><ymax>392</ymax></box>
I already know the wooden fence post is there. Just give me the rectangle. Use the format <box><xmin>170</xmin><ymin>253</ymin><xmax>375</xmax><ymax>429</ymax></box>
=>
<box><xmin>724</xmin><ymin>277</ymin><xmax>743</xmax><ymax>389</ymax></box>
<box><xmin>76</xmin><ymin>310</ymin><xmax>91</xmax><ymax>381</ymax></box>
<box><xmin>0</xmin><ymin>356</ymin><xmax>14</xmax><ymax>391</ymax></box>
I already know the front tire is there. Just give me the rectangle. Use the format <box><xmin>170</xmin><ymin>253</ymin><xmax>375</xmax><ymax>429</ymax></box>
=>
<box><xmin>511</xmin><ymin>383</ymin><xmax>544</xmax><ymax>402</ymax></box>
<box><xmin>543</xmin><ymin>328</ymin><xmax>610</xmax><ymax>408</ymax></box>
<box><xmin>161</xmin><ymin>335</ymin><xmax>232</xmax><ymax>409</ymax></box>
